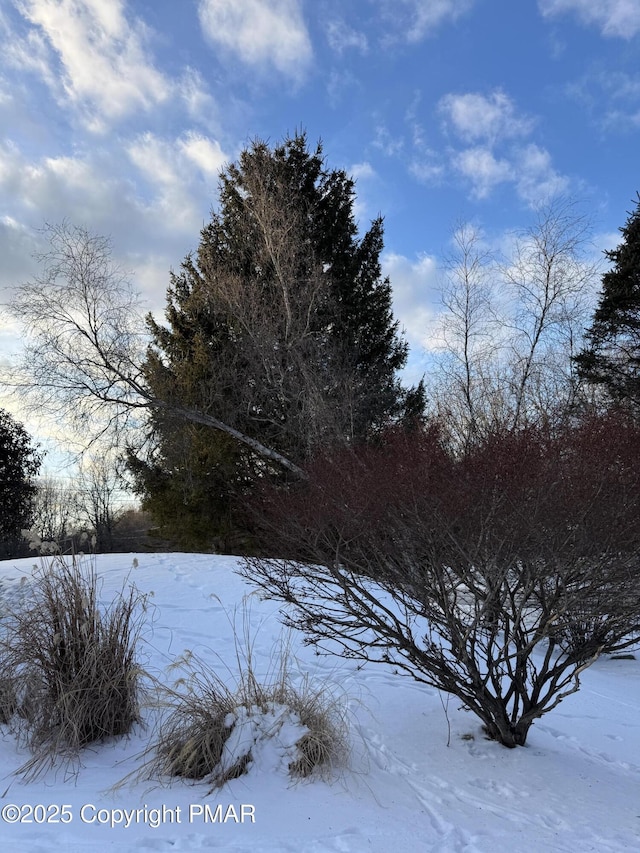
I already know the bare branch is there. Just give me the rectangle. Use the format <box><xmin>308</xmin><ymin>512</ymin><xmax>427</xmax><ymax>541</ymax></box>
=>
<box><xmin>243</xmin><ymin>416</ymin><xmax>640</xmax><ymax>748</ymax></box>
<box><xmin>4</xmin><ymin>223</ymin><xmax>307</xmax><ymax>478</ymax></box>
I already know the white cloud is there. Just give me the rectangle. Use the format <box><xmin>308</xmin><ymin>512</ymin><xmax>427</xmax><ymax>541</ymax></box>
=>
<box><xmin>439</xmin><ymin>91</ymin><xmax>534</xmax><ymax>144</ymax></box>
<box><xmin>376</xmin><ymin>0</ymin><xmax>475</xmax><ymax>43</ymax></box>
<box><xmin>326</xmin><ymin>67</ymin><xmax>363</xmax><ymax>108</ymax></box>
<box><xmin>0</xmin><ymin>215</ymin><xmax>40</xmax><ymax>294</ymax></box>
<box><xmin>179</xmin><ymin>67</ymin><xmax>217</xmax><ymax>125</ymax></box>
<box><xmin>198</xmin><ymin>0</ymin><xmax>312</xmax><ymax>81</ymax></box>
<box><xmin>0</xmin><ymin>142</ymin><xmax>149</xmax><ymax>305</ymax></box>
<box><xmin>128</xmin><ymin>132</ymin><xmax>230</xmax><ymax>232</ymax></box>
<box><xmin>372</xmin><ymin>124</ymin><xmax>405</xmax><ymax>157</ymax></box>
<box><xmin>347</xmin><ymin>162</ymin><xmax>378</xmax><ymax>223</ymax></box>
<box><xmin>127</xmin><ymin>135</ymin><xmax>201</xmax><ymax>232</ymax></box>
<box><xmin>404</xmin><ymin>93</ymin><xmax>445</xmax><ymax>184</ymax></box>
<box><xmin>3</xmin><ymin>22</ymin><xmax>57</xmax><ymax>89</ymax></box>
<box><xmin>409</xmin><ymin>154</ymin><xmax>445</xmax><ymax>185</ymax></box>
<box><xmin>179</xmin><ymin>132</ymin><xmax>228</xmax><ymax>178</ymax></box>
<box><xmin>383</xmin><ymin>252</ymin><xmax>440</xmax><ymax>350</ymax></box>
<box><xmin>0</xmin><ymin>74</ymin><xmax>13</xmax><ymax>106</ymax></box>
<box><xmin>452</xmin><ymin>147</ymin><xmax>514</xmax><ymax>199</ymax></box>
<box><xmin>0</xmin><ymin>131</ymin><xmax>226</xmax><ymax>245</ymax></box>
<box><xmin>568</xmin><ymin>70</ymin><xmax>640</xmax><ymax>130</ymax></box>
<box><xmin>435</xmin><ymin>89</ymin><xmax>570</xmax><ymax>206</ymax></box>
<box><xmin>350</xmin><ymin>162</ymin><xmax>376</xmax><ymax>182</ymax></box>
<box><xmin>326</xmin><ymin>19</ymin><xmax>368</xmax><ymax>53</ymax></box>
<box><xmin>538</xmin><ymin>0</ymin><xmax>640</xmax><ymax>38</ymax></box>
<box><xmin>450</xmin><ymin>143</ymin><xmax>568</xmax><ymax>205</ymax></box>
<box><xmin>0</xmin><ymin>134</ymin><xmax>227</xmax><ymax>314</ymax></box>
<box><xmin>0</xmin><ymin>140</ymin><xmax>123</xmax><ymax>224</ymax></box>
<box><xmin>514</xmin><ymin>144</ymin><xmax>570</xmax><ymax>205</ymax></box>
<box><xmin>605</xmin><ymin>71</ymin><xmax>640</xmax><ymax>101</ymax></box>
<box><xmin>12</xmin><ymin>0</ymin><xmax>170</xmax><ymax>131</ymax></box>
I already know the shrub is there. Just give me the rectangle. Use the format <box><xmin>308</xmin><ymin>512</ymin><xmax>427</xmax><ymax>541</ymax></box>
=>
<box><xmin>242</xmin><ymin>413</ymin><xmax>640</xmax><ymax>748</ymax></box>
<box><xmin>0</xmin><ymin>554</ymin><xmax>147</xmax><ymax>779</ymax></box>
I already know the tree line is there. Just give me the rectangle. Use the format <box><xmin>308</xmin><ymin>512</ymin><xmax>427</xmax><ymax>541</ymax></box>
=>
<box><xmin>0</xmin><ymin>433</ymin><xmax>158</xmax><ymax>557</ymax></box>
<box><xmin>2</xmin><ymin>132</ymin><xmax>640</xmax><ymax>747</ymax></box>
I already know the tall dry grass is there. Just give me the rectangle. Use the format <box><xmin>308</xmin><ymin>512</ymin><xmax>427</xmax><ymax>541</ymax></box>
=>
<box><xmin>0</xmin><ymin>554</ymin><xmax>147</xmax><ymax>779</ymax></box>
<box><xmin>134</xmin><ymin>602</ymin><xmax>350</xmax><ymax>789</ymax></box>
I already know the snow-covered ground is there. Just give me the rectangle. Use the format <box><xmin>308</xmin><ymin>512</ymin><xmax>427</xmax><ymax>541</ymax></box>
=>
<box><xmin>0</xmin><ymin>552</ymin><xmax>638</xmax><ymax>852</ymax></box>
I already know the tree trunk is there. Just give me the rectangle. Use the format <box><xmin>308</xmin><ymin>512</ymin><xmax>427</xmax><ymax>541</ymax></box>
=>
<box><xmin>481</xmin><ymin>712</ymin><xmax>532</xmax><ymax>748</ymax></box>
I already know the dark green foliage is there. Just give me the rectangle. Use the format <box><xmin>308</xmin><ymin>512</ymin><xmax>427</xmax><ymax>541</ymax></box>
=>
<box><xmin>576</xmin><ymin>194</ymin><xmax>640</xmax><ymax>409</ymax></box>
<box><xmin>131</xmin><ymin>132</ymin><xmax>423</xmax><ymax>548</ymax></box>
<box><xmin>127</xmin><ymin>423</ymin><xmax>244</xmax><ymax>552</ymax></box>
<box><xmin>0</xmin><ymin>408</ymin><xmax>42</xmax><ymax>544</ymax></box>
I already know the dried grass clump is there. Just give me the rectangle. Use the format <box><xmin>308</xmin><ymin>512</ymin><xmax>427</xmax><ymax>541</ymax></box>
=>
<box><xmin>0</xmin><ymin>674</ymin><xmax>17</xmax><ymax>724</ymax></box>
<box><xmin>153</xmin><ymin>665</ymin><xmax>237</xmax><ymax>781</ymax></box>
<box><xmin>285</xmin><ymin>678</ymin><xmax>347</xmax><ymax>779</ymax></box>
<box><xmin>0</xmin><ymin>554</ymin><xmax>147</xmax><ymax>779</ymax></box>
<box><xmin>143</xmin><ymin>619</ymin><xmax>349</xmax><ymax>789</ymax></box>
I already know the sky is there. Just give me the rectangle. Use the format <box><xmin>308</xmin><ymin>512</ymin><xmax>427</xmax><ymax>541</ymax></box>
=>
<box><xmin>1</xmin><ymin>0</ymin><xmax>639</xmax><ymax>461</ymax></box>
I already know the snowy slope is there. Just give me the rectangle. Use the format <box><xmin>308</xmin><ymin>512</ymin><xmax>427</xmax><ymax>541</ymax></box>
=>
<box><xmin>0</xmin><ymin>553</ymin><xmax>638</xmax><ymax>852</ymax></box>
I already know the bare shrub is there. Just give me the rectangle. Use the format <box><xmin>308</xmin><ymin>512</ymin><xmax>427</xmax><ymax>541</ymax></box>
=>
<box><xmin>243</xmin><ymin>413</ymin><xmax>640</xmax><ymax>748</ymax></box>
<box><xmin>0</xmin><ymin>554</ymin><xmax>147</xmax><ymax>779</ymax></box>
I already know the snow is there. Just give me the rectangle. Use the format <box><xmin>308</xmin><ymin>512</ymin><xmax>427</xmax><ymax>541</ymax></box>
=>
<box><xmin>0</xmin><ymin>552</ymin><xmax>638</xmax><ymax>852</ymax></box>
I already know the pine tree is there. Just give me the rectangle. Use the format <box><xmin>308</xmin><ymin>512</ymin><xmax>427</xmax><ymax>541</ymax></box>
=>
<box><xmin>575</xmin><ymin>195</ymin><xmax>640</xmax><ymax>409</ymax></box>
<box><xmin>0</xmin><ymin>409</ymin><xmax>42</xmax><ymax>549</ymax></box>
<box><xmin>130</xmin><ymin>132</ymin><xmax>424</xmax><ymax>549</ymax></box>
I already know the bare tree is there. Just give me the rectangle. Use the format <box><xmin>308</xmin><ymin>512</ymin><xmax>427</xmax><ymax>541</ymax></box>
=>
<box><xmin>430</xmin><ymin>222</ymin><xmax>504</xmax><ymax>450</ymax></box>
<box><xmin>243</xmin><ymin>414</ymin><xmax>640</xmax><ymax>748</ymax></box>
<box><xmin>431</xmin><ymin>199</ymin><xmax>600</xmax><ymax>446</ymax></box>
<box><xmin>29</xmin><ymin>476</ymin><xmax>79</xmax><ymax>551</ymax></box>
<box><xmin>76</xmin><ymin>450</ymin><xmax>126</xmax><ymax>552</ymax></box>
<box><xmin>6</xmin><ymin>222</ymin><xmax>306</xmax><ymax>478</ymax></box>
<box><xmin>502</xmin><ymin>198</ymin><xmax>599</xmax><ymax>428</ymax></box>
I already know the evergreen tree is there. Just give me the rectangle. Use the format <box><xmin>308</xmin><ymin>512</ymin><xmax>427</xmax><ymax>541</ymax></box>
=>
<box><xmin>575</xmin><ymin>195</ymin><xmax>640</xmax><ymax>409</ymax></box>
<box><xmin>0</xmin><ymin>409</ymin><xmax>42</xmax><ymax>549</ymax></box>
<box><xmin>130</xmin><ymin>132</ymin><xmax>424</xmax><ymax>548</ymax></box>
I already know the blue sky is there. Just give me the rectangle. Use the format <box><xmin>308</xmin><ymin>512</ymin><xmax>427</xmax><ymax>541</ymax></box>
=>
<box><xmin>1</xmin><ymin>0</ymin><xmax>639</xmax><ymax>455</ymax></box>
